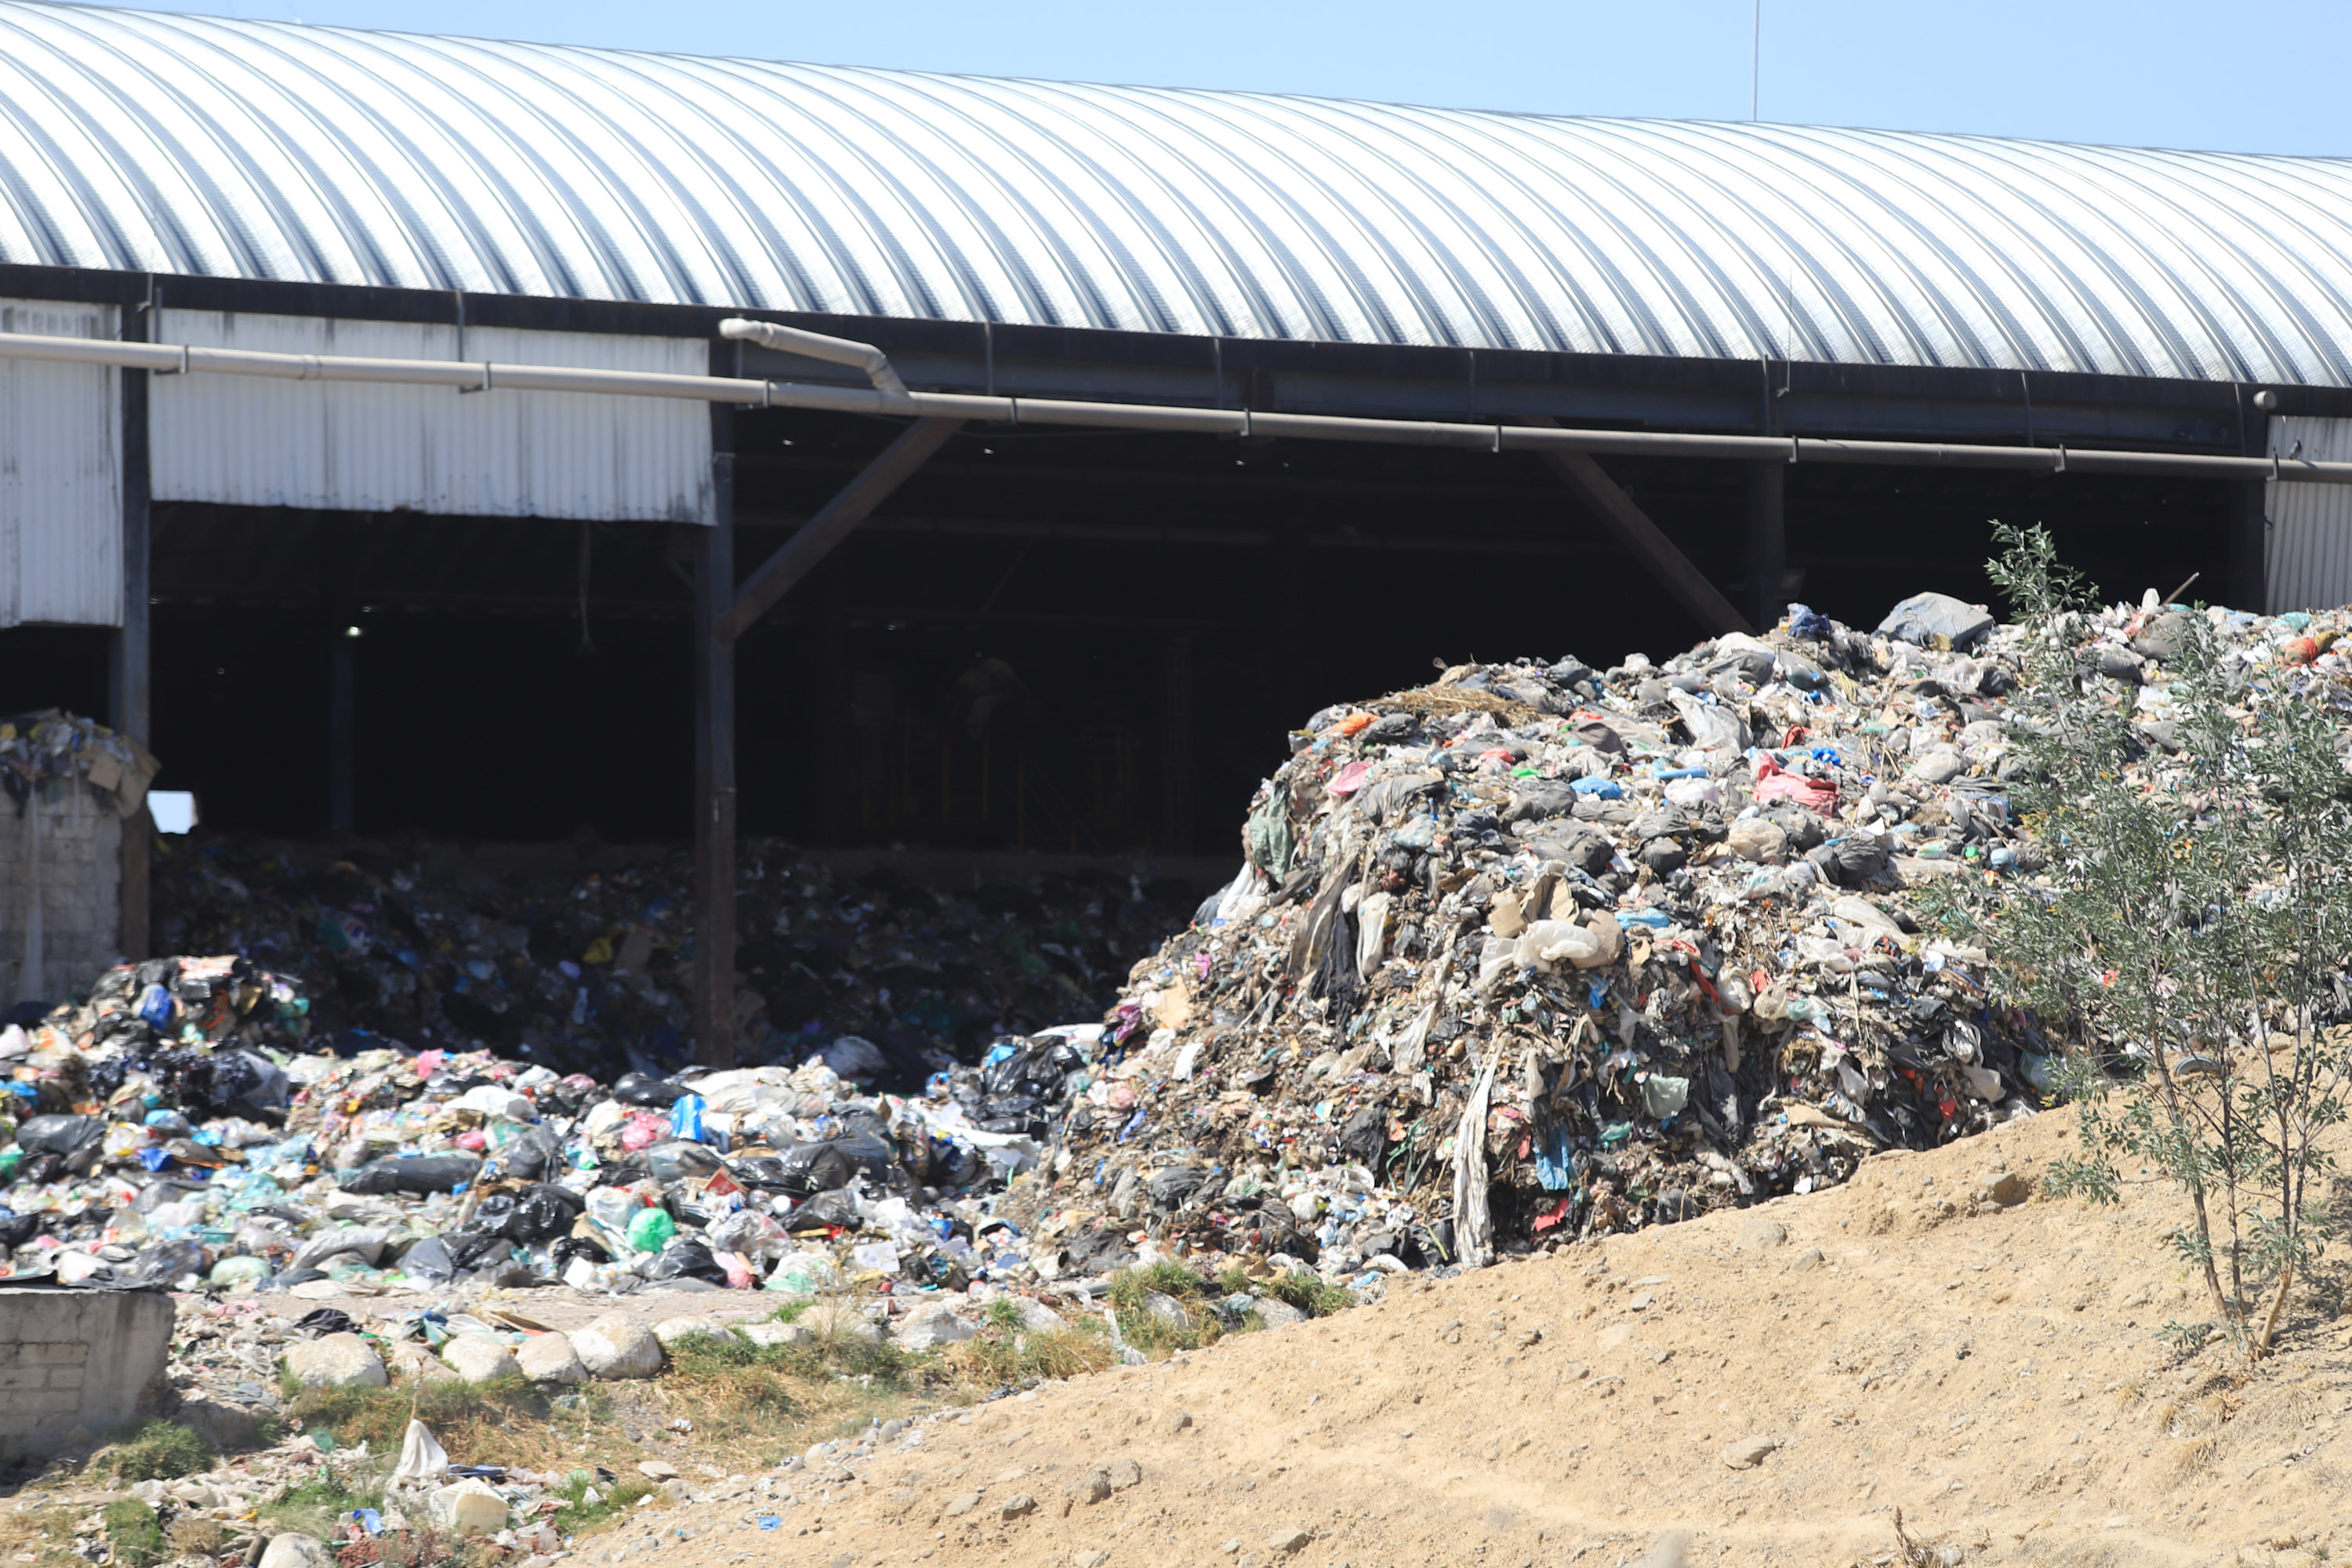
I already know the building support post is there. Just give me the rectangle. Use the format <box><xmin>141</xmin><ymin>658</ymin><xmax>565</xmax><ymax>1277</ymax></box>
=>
<box><xmin>691</xmin><ymin>396</ymin><xmax>739</xmax><ymax>1071</ymax></box>
<box><xmin>1745</xmin><ymin>460</ymin><xmax>1787</xmax><ymax>634</ymax></box>
<box><xmin>110</xmin><ymin>302</ymin><xmax>152</xmax><ymax>962</ymax></box>
<box><xmin>1161</xmin><ymin>632</ymin><xmax>1195</xmax><ymax>854</ymax></box>
<box><xmin>327</xmin><ymin>629</ymin><xmax>356</xmax><ymax>831</ymax></box>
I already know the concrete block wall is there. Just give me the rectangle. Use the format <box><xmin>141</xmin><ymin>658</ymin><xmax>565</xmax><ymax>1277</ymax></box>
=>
<box><xmin>0</xmin><ymin>776</ymin><xmax>122</xmax><ymax>1010</ymax></box>
<box><xmin>0</xmin><ymin>1287</ymin><xmax>173</xmax><ymax>1461</ymax></box>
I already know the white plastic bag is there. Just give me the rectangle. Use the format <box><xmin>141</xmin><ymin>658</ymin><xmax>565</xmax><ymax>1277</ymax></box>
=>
<box><xmin>392</xmin><ymin>1419</ymin><xmax>448</xmax><ymax>1485</ymax></box>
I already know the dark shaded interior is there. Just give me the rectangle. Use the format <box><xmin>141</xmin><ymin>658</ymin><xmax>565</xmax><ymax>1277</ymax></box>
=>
<box><xmin>0</xmin><ymin>407</ymin><xmax>2240</xmax><ymax>851</ymax></box>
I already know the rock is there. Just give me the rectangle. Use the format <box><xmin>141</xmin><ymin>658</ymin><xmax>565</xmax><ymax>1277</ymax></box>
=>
<box><xmin>944</xmin><ymin>1492</ymin><xmax>982</xmax><ymax>1518</ymax></box>
<box><xmin>1788</xmin><ymin>1249</ymin><xmax>1825</xmax><ymax>1272</ymax></box>
<box><xmin>1978</xmin><ymin>1171</ymin><xmax>2032</xmax><ymax>1206</ymax></box>
<box><xmin>651</xmin><ymin>1316</ymin><xmax>728</xmax><ymax>1349</ymax></box>
<box><xmin>1138</xmin><ymin>1291</ymin><xmax>1189</xmax><ymax>1330</ymax></box>
<box><xmin>1014</xmin><ymin>1298</ymin><xmax>1068</xmax><ymax>1333</ymax></box>
<box><xmin>516</xmin><ymin>1333</ymin><xmax>586</xmax><ymax>1385</ymax></box>
<box><xmin>637</xmin><ymin>1461</ymin><xmax>679</xmax><ymax>1481</ymax></box>
<box><xmin>1253</xmin><ymin>1296</ymin><xmax>1308</xmax><ymax>1328</ymax></box>
<box><xmin>572</xmin><ymin>1314</ymin><xmax>664</xmax><ymax>1379</ymax></box>
<box><xmin>387</xmin><ymin>1342</ymin><xmax>459</xmax><ymax>1385</ymax></box>
<box><xmin>658</xmin><ymin>1479</ymin><xmax>691</xmax><ymax>1502</ymax></box>
<box><xmin>1734</xmin><ymin>1218</ymin><xmax>1787</xmax><ymax>1251</ymax></box>
<box><xmin>175</xmin><ymin>1399</ymin><xmax>263</xmax><ymax>1454</ymax></box>
<box><xmin>1726</xmin><ymin>817</ymin><xmax>1788</xmax><ymax>865</ymax></box>
<box><xmin>740</xmin><ymin>1321</ymin><xmax>812</xmax><ymax>1348</ymax></box>
<box><xmin>1268</xmin><ymin>1529</ymin><xmax>1313</xmax><ymax>1554</ymax></box>
<box><xmin>1075</xmin><ymin>1553</ymin><xmax>1108</xmax><ymax>1568</ymax></box>
<box><xmin>285</xmin><ymin>1334</ymin><xmax>387</xmax><ymax>1389</ymax></box>
<box><xmin>259</xmin><ymin>1534</ymin><xmax>333</xmax><ymax>1568</ymax></box>
<box><xmin>1166</xmin><ymin>1410</ymin><xmax>1193</xmax><ymax>1434</ymax></box>
<box><xmin>1000</xmin><ymin>1494</ymin><xmax>1037</xmax><ymax>1519</ymax></box>
<box><xmin>429</xmin><ymin>1479</ymin><xmax>510</xmax><ymax>1536</ymax></box>
<box><xmin>1720</xmin><ymin>1436</ymin><xmax>1778</xmax><ymax>1469</ymax></box>
<box><xmin>1067</xmin><ymin>1469</ymin><xmax>1112</xmax><ymax>1505</ymax></box>
<box><xmin>896</xmin><ymin>1303</ymin><xmax>978</xmax><ymax>1352</ymax></box>
<box><xmin>1107</xmin><ymin>1460</ymin><xmax>1142</xmax><ymax>1491</ymax></box>
<box><xmin>441</xmin><ymin>1335</ymin><xmax>521</xmax><ymax>1383</ymax></box>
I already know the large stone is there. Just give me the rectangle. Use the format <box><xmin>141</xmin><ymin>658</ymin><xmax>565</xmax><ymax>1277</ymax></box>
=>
<box><xmin>895</xmin><ymin>1304</ymin><xmax>977</xmax><ymax>1352</ymax></box>
<box><xmin>739</xmin><ymin>1321</ymin><xmax>811</xmax><ymax>1349</ymax></box>
<box><xmin>515</xmin><ymin>1333</ymin><xmax>586</xmax><ymax>1385</ymax></box>
<box><xmin>387</xmin><ymin>1342</ymin><xmax>458</xmax><ymax>1385</ymax></box>
<box><xmin>1720</xmin><ymin>1436</ymin><xmax>1778</xmax><ymax>1469</ymax></box>
<box><xmin>1734</xmin><ymin>1218</ymin><xmax>1788</xmax><ymax>1252</ymax></box>
<box><xmin>1138</xmin><ymin>1292</ymin><xmax>1188</xmax><ymax>1330</ymax></box>
<box><xmin>441</xmin><ymin>1335</ymin><xmax>521</xmax><ymax>1384</ymax></box>
<box><xmin>258</xmin><ymin>1534</ymin><xmax>334</xmax><ymax>1568</ymax></box>
<box><xmin>1252</xmin><ymin>1296</ymin><xmax>1307</xmax><ymax>1328</ymax></box>
<box><xmin>1066</xmin><ymin>1469</ymin><xmax>1112</xmax><ymax>1505</ymax></box>
<box><xmin>1268</xmin><ymin>1530</ymin><xmax>1313</xmax><ymax>1554</ymax></box>
<box><xmin>429</xmin><ymin>1479</ymin><xmax>511</xmax><ymax>1536</ymax></box>
<box><xmin>651</xmin><ymin>1316</ymin><xmax>728</xmax><ymax>1350</ymax></box>
<box><xmin>1979</xmin><ymin>1170</ymin><xmax>2033</xmax><ymax>1207</ymax></box>
<box><xmin>572</xmin><ymin>1315</ymin><xmax>663</xmax><ymax>1380</ymax></box>
<box><xmin>285</xmin><ymin>1334</ymin><xmax>387</xmax><ymax>1390</ymax></box>
<box><xmin>1012</xmin><ymin>1298</ymin><xmax>1067</xmax><ymax>1333</ymax></box>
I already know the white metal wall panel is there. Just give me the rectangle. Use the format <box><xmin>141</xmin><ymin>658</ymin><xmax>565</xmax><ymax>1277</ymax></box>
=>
<box><xmin>150</xmin><ymin>312</ymin><xmax>713</xmax><ymax>523</ymax></box>
<box><xmin>4</xmin><ymin>4</ymin><xmax>2352</xmax><ymax>383</ymax></box>
<box><xmin>0</xmin><ymin>296</ymin><xmax>118</xmax><ymax>628</ymax></box>
<box><xmin>2266</xmin><ymin>416</ymin><xmax>2352</xmax><ymax>613</ymax></box>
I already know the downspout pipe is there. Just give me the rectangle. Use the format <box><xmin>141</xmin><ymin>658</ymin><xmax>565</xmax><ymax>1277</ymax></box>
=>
<box><xmin>718</xmin><ymin>317</ymin><xmax>907</xmax><ymax>398</ymax></box>
<box><xmin>0</xmin><ymin>321</ymin><xmax>2345</xmax><ymax>488</ymax></box>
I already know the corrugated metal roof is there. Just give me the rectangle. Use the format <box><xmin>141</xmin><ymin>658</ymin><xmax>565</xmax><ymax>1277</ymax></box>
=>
<box><xmin>6</xmin><ymin>3</ymin><xmax>2352</xmax><ymax>385</ymax></box>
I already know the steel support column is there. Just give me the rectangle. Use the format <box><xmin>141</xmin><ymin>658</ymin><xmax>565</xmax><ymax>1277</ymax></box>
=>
<box><xmin>109</xmin><ymin>303</ymin><xmax>151</xmax><ymax>961</ymax></box>
<box><xmin>691</xmin><ymin>397</ymin><xmax>739</xmax><ymax>1069</ymax></box>
<box><xmin>1745</xmin><ymin>461</ymin><xmax>1787</xmax><ymax>633</ymax></box>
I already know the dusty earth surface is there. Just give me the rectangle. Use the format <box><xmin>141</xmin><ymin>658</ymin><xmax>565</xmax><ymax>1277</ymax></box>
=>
<box><xmin>616</xmin><ymin>1107</ymin><xmax>2352</xmax><ymax>1568</ymax></box>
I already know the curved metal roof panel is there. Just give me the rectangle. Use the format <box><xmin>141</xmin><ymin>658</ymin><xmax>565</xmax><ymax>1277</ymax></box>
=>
<box><xmin>5</xmin><ymin>2</ymin><xmax>2352</xmax><ymax>384</ymax></box>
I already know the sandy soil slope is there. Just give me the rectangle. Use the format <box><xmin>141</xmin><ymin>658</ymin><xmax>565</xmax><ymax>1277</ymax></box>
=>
<box><xmin>637</xmin><ymin>1108</ymin><xmax>2352</xmax><ymax>1568</ymax></box>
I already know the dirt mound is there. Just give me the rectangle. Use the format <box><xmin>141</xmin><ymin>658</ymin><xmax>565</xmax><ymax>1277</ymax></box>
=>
<box><xmin>643</xmin><ymin>1107</ymin><xmax>2352</xmax><ymax>1566</ymax></box>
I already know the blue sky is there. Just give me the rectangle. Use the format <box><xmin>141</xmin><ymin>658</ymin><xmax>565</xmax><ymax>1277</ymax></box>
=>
<box><xmin>114</xmin><ymin>0</ymin><xmax>2352</xmax><ymax>157</ymax></box>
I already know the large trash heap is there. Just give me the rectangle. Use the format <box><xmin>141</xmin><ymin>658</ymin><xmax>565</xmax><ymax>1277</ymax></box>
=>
<box><xmin>1</xmin><ymin>589</ymin><xmax>2332</xmax><ymax>1315</ymax></box>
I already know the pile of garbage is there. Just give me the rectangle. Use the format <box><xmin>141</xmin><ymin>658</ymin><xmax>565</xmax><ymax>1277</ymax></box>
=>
<box><xmin>0</xmin><ymin>942</ymin><xmax>1108</xmax><ymax>1298</ymax></box>
<box><xmin>1017</xmin><ymin>590</ymin><xmax>2270</xmax><ymax>1279</ymax></box>
<box><xmin>0</xmin><ymin>707</ymin><xmax>160</xmax><ymax>820</ymax></box>
<box><xmin>151</xmin><ymin>836</ymin><xmax>1197</xmax><ymax>1083</ymax></box>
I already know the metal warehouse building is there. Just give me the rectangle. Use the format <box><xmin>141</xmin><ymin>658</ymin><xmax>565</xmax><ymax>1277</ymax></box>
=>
<box><xmin>7</xmin><ymin>1</ymin><xmax>2352</xmax><ymax>1060</ymax></box>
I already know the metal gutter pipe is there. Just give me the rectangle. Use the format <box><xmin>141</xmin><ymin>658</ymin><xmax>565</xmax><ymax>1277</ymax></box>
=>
<box><xmin>716</xmin><ymin>317</ymin><xmax>907</xmax><ymax>399</ymax></box>
<box><xmin>0</xmin><ymin>323</ymin><xmax>2343</xmax><ymax>487</ymax></box>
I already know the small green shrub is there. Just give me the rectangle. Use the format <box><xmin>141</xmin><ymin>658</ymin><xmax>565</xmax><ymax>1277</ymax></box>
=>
<box><xmin>102</xmin><ymin>1501</ymin><xmax>165</xmax><ymax>1568</ymax></box>
<box><xmin>1264</xmin><ymin>1269</ymin><xmax>1356</xmax><ymax>1319</ymax></box>
<box><xmin>104</xmin><ymin>1421</ymin><xmax>207</xmax><ymax>1483</ymax></box>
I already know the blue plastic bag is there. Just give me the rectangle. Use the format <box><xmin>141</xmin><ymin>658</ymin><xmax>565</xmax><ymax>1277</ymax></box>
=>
<box><xmin>670</xmin><ymin>1093</ymin><xmax>707</xmax><ymax>1143</ymax></box>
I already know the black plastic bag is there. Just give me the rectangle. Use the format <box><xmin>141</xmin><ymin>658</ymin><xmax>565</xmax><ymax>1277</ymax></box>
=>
<box><xmin>646</xmin><ymin>1236</ymin><xmax>726</xmax><ymax>1283</ymax></box>
<box><xmin>497</xmin><ymin>1123</ymin><xmax>562</xmax><ymax>1181</ymax></box>
<box><xmin>501</xmin><ymin>1185</ymin><xmax>584</xmax><ymax>1243</ymax></box>
<box><xmin>343</xmin><ymin>1155</ymin><xmax>483</xmax><ymax>1196</ymax></box>
<box><xmin>612</xmin><ymin>1072</ymin><xmax>689</xmax><ymax>1108</ymax></box>
<box><xmin>550</xmin><ymin>1235</ymin><xmax>609</xmax><ymax>1270</ymax></box>
<box><xmin>642</xmin><ymin>1140</ymin><xmax>724</xmax><ymax>1185</ymax></box>
<box><xmin>782</xmin><ymin>1190</ymin><xmax>860</xmax><ymax>1232</ymax></box>
<box><xmin>14</xmin><ymin>1114</ymin><xmax>101</xmax><ymax>1156</ymax></box>
<box><xmin>293</xmin><ymin>1308</ymin><xmax>358</xmax><ymax>1339</ymax></box>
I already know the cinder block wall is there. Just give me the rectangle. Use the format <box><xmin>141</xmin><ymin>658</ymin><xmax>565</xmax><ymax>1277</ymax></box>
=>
<box><xmin>0</xmin><ymin>777</ymin><xmax>122</xmax><ymax>1010</ymax></box>
<box><xmin>0</xmin><ymin>1287</ymin><xmax>173</xmax><ymax>1460</ymax></box>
